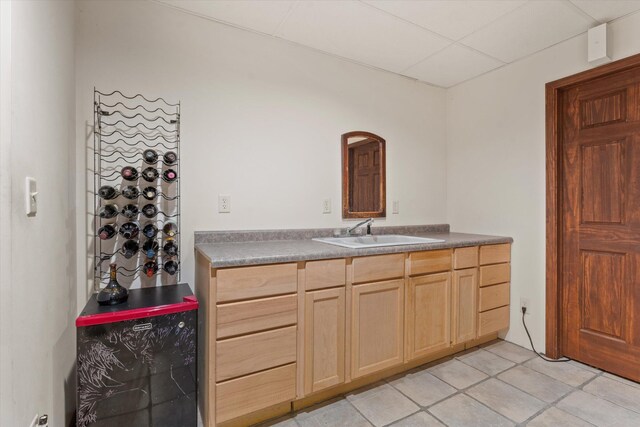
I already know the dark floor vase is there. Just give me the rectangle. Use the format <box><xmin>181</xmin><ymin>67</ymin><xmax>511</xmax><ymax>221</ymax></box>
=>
<box><xmin>76</xmin><ymin>284</ymin><xmax>198</xmax><ymax>427</ymax></box>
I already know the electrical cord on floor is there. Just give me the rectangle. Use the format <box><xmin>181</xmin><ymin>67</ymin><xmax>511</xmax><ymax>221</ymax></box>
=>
<box><xmin>522</xmin><ymin>306</ymin><xmax>571</xmax><ymax>363</ymax></box>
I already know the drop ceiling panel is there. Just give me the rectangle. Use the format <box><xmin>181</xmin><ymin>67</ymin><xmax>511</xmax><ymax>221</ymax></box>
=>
<box><xmin>275</xmin><ymin>0</ymin><xmax>451</xmax><ymax>73</ymax></box>
<box><xmin>363</xmin><ymin>0</ymin><xmax>527</xmax><ymax>41</ymax></box>
<box><xmin>403</xmin><ymin>44</ymin><xmax>504</xmax><ymax>88</ymax></box>
<box><xmin>570</xmin><ymin>0</ymin><xmax>640</xmax><ymax>23</ymax></box>
<box><xmin>460</xmin><ymin>0</ymin><xmax>596</xmax><ymax>63</ymax></box>
<box><xmin>156</xmin><ymin>0</ymin><xmax>296</xmax><ymax>35</ymax></box>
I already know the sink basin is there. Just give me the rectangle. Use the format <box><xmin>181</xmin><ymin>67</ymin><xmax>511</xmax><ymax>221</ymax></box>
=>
<box><xmin>312</xmin><ymin>234</ymin><xmax>445</xmax><ymax>249</ymax></box>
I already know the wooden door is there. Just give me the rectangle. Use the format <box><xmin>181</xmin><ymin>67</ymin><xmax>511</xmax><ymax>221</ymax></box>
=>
<box><xmin>406</xmin><ymin>272</ymin><xmax>451</xmax><ymax>360</ymax></box>
<box><xmin>561</xmin><ymin>69</ymin><xmax>640</xmax><ymax>381</ymax></box>
<box><xmin>452</xmin><ymin>268</ymin><xmax>478</xmax><ymax>344</ymax></box>
<box><xmin>304</xmin><ymin>288</ymin><xmax>345</xmax><ymax>394</ymax></box>
<box><xmin>351</xmin><ymin>279</ymin><xmax>404</xmax><ymax>378</ymax></box>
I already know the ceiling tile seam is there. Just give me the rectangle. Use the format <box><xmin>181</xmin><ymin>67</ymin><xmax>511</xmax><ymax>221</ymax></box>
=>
<box><xmin>356</xmin><ymin>0</ymin><xmax>455</xmax><ymax>44</ymax></box>
<box><xmin>271</xmin><ymin>0</ymin><xmax>300</xmax><ymax>36</ymax></box>
<box><xmin>400</xmin><ymin>41</ymin><xmax>506</xmax><ymax>75</ymax></box>
<box><xmin>449</xmin><ymin>0</ymin><xmax>533</xmax><ymax>42</ymax></box>
<box><xmin>566</xmin><ymin>0</ymin><xmax>601</xmax><ymax>24</ymax></box>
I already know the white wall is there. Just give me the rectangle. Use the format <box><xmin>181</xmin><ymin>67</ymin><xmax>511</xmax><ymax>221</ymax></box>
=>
<box><xmin>446</xmin><ymin>11</ymin><xmax>640</xmax><ymax>352</ymax></box>
<box><xmin>0</xmin><ymin>1</ymin><xmax>77</xmax><ymax>426</ymax></box>
<box><xmin>75</xmin><ymin>0</ymin><xmax>448</xmax><ymax>297</ymax></box>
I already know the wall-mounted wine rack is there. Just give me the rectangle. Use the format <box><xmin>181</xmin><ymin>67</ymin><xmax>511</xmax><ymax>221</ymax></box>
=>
<box><xmin>94</xmin><ymin>89</ymin><xmax>181</xmax><ymax>289</ymax></box>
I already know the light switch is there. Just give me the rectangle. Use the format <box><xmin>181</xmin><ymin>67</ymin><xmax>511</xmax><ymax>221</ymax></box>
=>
<box><xmin>392</xmin><ymin>200</ymin><xmax>400</xmax><ymax>214</ymax></box>
<box><xmin>25</xmin><ymin>177</ymin><xmax>37</xmax><ymax>217</ymax></box>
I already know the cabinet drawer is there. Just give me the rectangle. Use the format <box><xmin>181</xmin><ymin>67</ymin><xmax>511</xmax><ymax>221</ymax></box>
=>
<box><xmin>454</xmin><ymin>246</ymin><xmax>478</xmax><ymax>270</ymax></box>
<box><xmin>216</xmin><ymin>326</ymin><xmax>297</xmax><ymax>382</ymax></box>
<box><xmin>306</xmin><ymin>259</ymin><xmax>346</xmax><ymax>290</ymax></box>
<box><xmin>479</xmin><ymin>263</ymin><xmax>511</xmax><ymax>287</ymax></box>
<box><xmin>408</xmin><ymin>250</ymin><xmax>452</xmax><ymax>276</ymax></box>
<box><xmin>352</xmin><ymin>254</ymin><xmax>405</xmax><ymax>284</ymax></box>
<box><xmin>216</xmin><ymin>363</ymin><xmax>296</xmax><ymax>423</ymax></box>
<box><xmin>479</xmin><ymin>283</ymin><xmax>510</xmax><ymax>312</ymax></box>
<box><xmin>479</xmin><ymin>244</ymin><xmax>511</xmax><ymax>265</ymax></box>
<box><xmin>478</xmin><ymin>306</ymin><xmax>510</xmax><ymax>336</ymax></box>
<box><xmin>217</xmin><ymin>294</ymin><xmax>297</xmax><ymax>339</ymax></box>
<box><xmin>217</xmin><ymin>263</ymin><xmax>297</xmax><ymax>302</ymax></box>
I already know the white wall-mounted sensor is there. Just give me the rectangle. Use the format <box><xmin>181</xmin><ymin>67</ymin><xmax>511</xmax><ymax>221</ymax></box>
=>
<box><xmin>588</xmin><ymin>23</ymin><xmax>611</xmax><ymax>66</ymax></box>
<box><xmin>25</xmin><ymin>177</ymin><xmax>37</xmax><ymax>216</ymax></box>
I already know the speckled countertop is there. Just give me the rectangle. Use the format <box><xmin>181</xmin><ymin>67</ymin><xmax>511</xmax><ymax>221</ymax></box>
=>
<box><xmin>194</xmin><ymin>225</ymin><xmax>512</xmax><ymax>268</ymax></box>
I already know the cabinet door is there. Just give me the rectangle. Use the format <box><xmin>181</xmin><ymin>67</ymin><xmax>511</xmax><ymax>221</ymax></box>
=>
<box><xmin>304</xmin><ymin>288</ymin><xmax>345</xmax><ymax>394</ymax></box>
<box><xmin>406</xmin><ymin>272</ymin><xmax>451</xmax><ymax>360</ymax></box>
<box><xmin>452</xmin><ymin>268</ymin><xmax>478</xmax><ymax>344</ymax></box>
<box><xmin>351</xmin><ymin>280</ymin><xmax>404</xmax><ymax>379</ymax></box>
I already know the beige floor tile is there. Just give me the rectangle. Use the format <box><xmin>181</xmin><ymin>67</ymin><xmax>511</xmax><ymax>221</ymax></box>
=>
<box><xmin>568</xmin><ymin>360</ymin><xmax>601</xmax><ymax>374</ymax></box>
<box><xmin>391</xmin><ymin>411</ymin><xmax>445</xmax><ymax>426</ymax></box>
<box><xmin>428</xmin><ymin>394</ymin><xmax>514</xmax><ymax>427</ymax></box>
<box><xmin>457</xmin><ymin>349</ymin><xmax>515</xmax><ymax>375</ymax></box>
<box><xmin>524</xmin><ymin>358</ymin><xmax>596</xmax><ymax>387</ymax></box>
<box><xmin>428</xmin><ymin>359</ymin><xmax>488</xmax><ymax>389</ymax></box>
<box><xmin>295</xmin><ymin>399</ymin><xmax>372</xmax><ymax>427</ymax></box>
<box><xmin>484</xmin><ymin>341</ymin><xmax>536</xmax><ymax>363</ymax></box>
<box><xmin>526</xmin><ymin>407</ymin><xmax>594</xmax><ymax>427</ymax></box>
<box><xmin>498</xmin><ymin>365</ymin><xmax>573</xmax><ymax>403</ymax></box>
<box><xmin>389</xmin><ymin>370</ymin><xmax>456</xmax><ymax>407</ymax></box>
<box><xmin>584</xmin><ymin>376</ymin><xmax>640</xmax><ymax>414</ymax></box>
<box><xmin>602</xmin><ymin>372</ymin><xmax>640</xmax><ymax>390</ymax></box>
<box><xmin>466</xmin><ymin>378</ymin><xmax>546</xmax><ymax>423</ymax></box>
<box><xmin>347</xmin><ymin>383</ymin><xmax>419</xmax><ymax>427</ymax></box>
<box><xmin>557</xmin><ymin>390</ymin><xmax>640</xmax><ymax>427</ymax></box>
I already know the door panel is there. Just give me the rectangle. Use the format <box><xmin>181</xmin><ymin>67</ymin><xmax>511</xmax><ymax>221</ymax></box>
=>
<box><xmin>562</xmin><ymin>69</ymin><xmax>640</xmax><ymax>381</ymax></box>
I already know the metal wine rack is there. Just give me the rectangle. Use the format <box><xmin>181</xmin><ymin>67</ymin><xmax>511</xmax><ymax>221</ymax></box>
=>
<box><xmin>93</xmin><ymin>89</ymin><xmax>181</xmax><ymax>288</ymax></box>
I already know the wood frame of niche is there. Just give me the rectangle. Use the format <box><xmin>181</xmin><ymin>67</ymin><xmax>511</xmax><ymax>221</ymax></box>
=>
<box><xmin>341</xmin><ymin>131</ymin><xmax>387</xmax><ymax>219</ymax></box>
<box><xmin>545</xmin><ymin>52</ymin><xmax>640</xmax><ymax>359</ymax></box>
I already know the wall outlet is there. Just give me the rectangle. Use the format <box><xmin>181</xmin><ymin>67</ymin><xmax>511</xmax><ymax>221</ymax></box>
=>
<box><xmin>520</xmin><ymin>297</ymin><xmax>530</xmax><ymax>314</ymax></box>
<box><xmin>218</xmin><ymin>195</ymin><xmax>231</xmax><ymax>213</ymax></box>
<box><xmin>392</xmin><ymin>200</ymin><xmax>400</xmax><ymax>214</ymax></box>
<box><xmin>322</xmin><ymin>199</ymin><xmax>331</xmax><ymax>214</ymax></box>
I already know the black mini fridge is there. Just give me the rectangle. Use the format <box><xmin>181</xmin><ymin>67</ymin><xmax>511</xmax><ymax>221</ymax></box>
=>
<box><xmin>76</xmin><ymin>284</ymin><xmax>198</xmax><ymax>427</ymax></box>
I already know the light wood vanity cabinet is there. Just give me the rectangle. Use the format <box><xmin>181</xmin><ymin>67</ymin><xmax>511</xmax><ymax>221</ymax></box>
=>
<box><xmin>351</xmin><ymin>279</ymin><xmax>404</xmax><ymax>378</ymax></box>
<box><xmin>196</xmin><ymin>243</ymin><xmax>511</xmax><ymax>426</ymax></box>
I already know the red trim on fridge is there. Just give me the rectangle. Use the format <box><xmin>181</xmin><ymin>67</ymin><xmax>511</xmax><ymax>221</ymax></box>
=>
<box><xmin>76</xmin><ymin>296</ymin><xmax>199</xmax><ymax>327</ymax></box>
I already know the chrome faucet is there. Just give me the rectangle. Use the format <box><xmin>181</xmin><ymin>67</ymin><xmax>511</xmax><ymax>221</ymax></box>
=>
<box><xmin>346</xmin><ymin>218</ymin><xmax>374</xmax><ymax>236</ymax></box>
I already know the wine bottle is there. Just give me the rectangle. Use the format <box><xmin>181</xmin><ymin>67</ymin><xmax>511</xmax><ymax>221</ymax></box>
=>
<box><xmin>163</xmin><ymin>222</ymin><xmax>178</xmax><ymax>237</ymax></box>
<box><xmin>118</xmin><ymin>221</ymin><xmax>140</xmax><ymax>239</ymax></box>
<box><xmin>142</xmin><ymin>223</ymin><xmax>158</xmax><ymax>239</ymax></box>
<box><xmin>98</xmin><ymin>185</ymin><xmax>118</xmax><ymax>200</ymax></box>
<box><xmin>163</xmin><ymin>151</ymin><xmax>177</xmax><ymax>165</ymax></box>
<box><xmin>141</xmin><ymin>167</ymin><xmax>159</xmax><ymax>182</ymax></box>
<box><xmin>121</xmin><ymin>185</ymin><xmax>139</xmax><ymax>200</ymax></box>
<box><xmin>121</xmin><ymin>166</ymin><xmax>138</xmax><ymax>181</ymax></box>
<box><xmin>96</xmin><ymin>263</ymin><xmax>128</xmax><ymax>306</ymax></box>
<box><xmin>163</xmin><ymin>260</ymin><xmax>179</xmax><ymax>275</ymax></box>
<box><xmin>162</xmin><ymin>168</ymin><xmax>177</xmax><ymax>183</ymax></box>
<box><xmin>142</xmin><ymin>186</ymin><xmax>157</xmax><ymax>200</ymax></box>
<box><xmin>143</xmin><ymin>149</ymin><xmax>158</xmax><ymax>164</ymax></box>
<box><xmin>163</xmin><ymin>239</ymin><xmax>178</xmax><ymax>257</ymax></box>
<box><xmin>143</xmin><ymin>260</ymin><xmax>158</xmax><ymax>278</ymax></box>
<box><xmin>121</xmin><ymin>240</ymin><xmax>139</xmax><ymax>259</ymax></box>
<box><xmin>142</xmin><ymin>239</ymin><xmax>159</xmax><ymax>258</ymax></box>
<box><xmin>141</xmin><ymin>203</ymin><xmax>158</xmax><ymax>218</ymax></box>
<box><xmin>121</xmin><ymin>204</ymin><xmax>139</xmax><ymax>219</ymax></box>
<box><xmin>98</xmin><ymin>204</ymin><xmax>119</xmax><ymax>219</ymax></box>
<box><xmin>98</xmin><ymin>224</ymin><xmax>117</xmax><ymax>240</ymax></box>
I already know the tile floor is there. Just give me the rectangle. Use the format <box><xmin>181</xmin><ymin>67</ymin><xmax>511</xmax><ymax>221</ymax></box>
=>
<box><xmin>262</xmin><ymin>340</ymin><xmax>640</xmax><ymax>427</ymax></box>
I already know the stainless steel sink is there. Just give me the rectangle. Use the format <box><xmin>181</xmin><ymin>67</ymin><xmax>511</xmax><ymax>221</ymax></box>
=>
<box><xmin>312</xmin><ymin>234</ymin><xmax>445</xmax><ymax>249</ymax></box>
